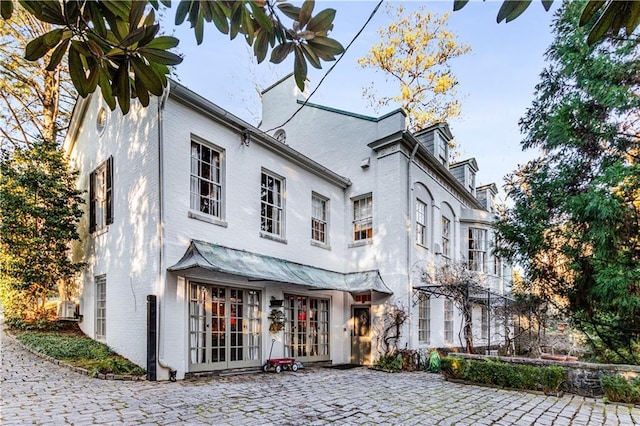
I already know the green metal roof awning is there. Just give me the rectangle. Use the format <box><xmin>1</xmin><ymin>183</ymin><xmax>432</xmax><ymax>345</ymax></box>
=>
<box><xmin>168</xmin><ymin>240</ymin><xmax>393</xmax><ymax>295</ymax></box>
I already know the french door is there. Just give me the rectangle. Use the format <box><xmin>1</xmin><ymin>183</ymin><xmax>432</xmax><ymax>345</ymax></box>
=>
<box><xmin>188</xmin><ymin>283</ymin><xmax>261</xmax><ymax>371</ymax></box>
<box><xmin>283</xmin><ymin>295</ymin><xmax>330</xmax><ymax>362</ymax></box>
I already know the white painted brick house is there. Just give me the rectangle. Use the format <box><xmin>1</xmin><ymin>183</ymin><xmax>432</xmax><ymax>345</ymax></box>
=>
<box><xmin>64</xmin><ymin>74</ymin><xmax>511</xmax><ymax>380</ymax></box>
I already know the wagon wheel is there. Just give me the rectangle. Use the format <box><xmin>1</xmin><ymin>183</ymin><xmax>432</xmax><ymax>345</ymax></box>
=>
<box><xmin>291</xmin><ymin>363</ymin><xmax>298</xmax><ymax>372</ymax></box>
<box><xmin>262</xmin><ymin>363</ymin><xmax>269</xmax><ymax>373</ymax></box>
<box><xmin>275</xmin><ymin>365</ymin><xmax>282</xmax><ymax>374</ymax></box>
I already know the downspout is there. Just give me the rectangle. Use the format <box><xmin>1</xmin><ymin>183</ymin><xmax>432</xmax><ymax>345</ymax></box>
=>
<box><xmin>407</xmin><ymin>140</ymin><xmax>420</xmax><ymax>347</ymax></box>
<box><xmin>157</xmin><ymin>84</ymin><xmax>177</xmax><ymax>380</ymax></box>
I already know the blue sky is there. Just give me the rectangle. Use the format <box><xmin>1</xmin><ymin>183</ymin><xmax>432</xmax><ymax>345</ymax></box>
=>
<box><xmin>163</xmin><ymin>1</ymin><xmax>560</xmax><ymax>195</ymax></box>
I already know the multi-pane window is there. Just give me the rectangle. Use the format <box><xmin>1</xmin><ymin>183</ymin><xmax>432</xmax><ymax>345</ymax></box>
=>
<box><xmin>444</xmin><ymin>298</ymin><xmax>454</xmax><ymax>343</ymax></box>
<box><xmin>190</xmin><ymin>140</ymin><xmax>222</xmax><ymax>218</ymax></box>
<box><xmin>494</xmin><ymin>255</ymin><xmax>502</xmax><ymax>277</ymax></box>
<box><xmin>418</xmin><ymin>295</ymin><xmax>431</xmax><ymax>344</ymax></box>
<box><xmin>95</xmin><ymin>275</ymin><xmax>106</xmax><ymax>340</ymax></box>
<box><xmin>89</xmin><ymin>157</ymin><xmax>113</xmax><ymax>233</ymax></box>
<box><xmin>468</xmin><ymin>228</ymin><xmax>487</xmax><ymax>271</ymax></box>
<box><xmin>261</xmin><ymin>171</ymin><xmax>284</xmax><ymax>236</ymax></box>
<box><xmin>481</xmin><ymin>306</ymin><xmax>488</xmax><ymax>339</ymax></box>
<box><xmin>311</xmin><ymin>194</ymin><xmax>328</xmax><ymax>244</ymax></box>
<box><xmin>442</xmin><ymin>216</ymin><xmax>451</xmax><ymax>258</ymax></box>
<box><xmin>416</xmin><ymin>199</ymin><xmax>427</xmax><ymax>246</ymax></box>
<box><xmin>467</xmin><ymin>171</ymin><xmax>475</xmax><ymax>192</ymax></box>
<box><xmin>438</xmin><ymin>134</ymin><xmax>447</xmax><ymax>165</ymax></box>
<box><xmin>353</xmin><ymin>195</ymin><xmax>373</xmax><ymax>241</ymax></box>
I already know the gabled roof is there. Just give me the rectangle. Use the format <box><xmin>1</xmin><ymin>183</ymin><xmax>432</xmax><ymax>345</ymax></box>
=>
<box><xmin>450</xmin><ymin>158</ymin><xmax>479</xmax><ymax>173</ymax></box>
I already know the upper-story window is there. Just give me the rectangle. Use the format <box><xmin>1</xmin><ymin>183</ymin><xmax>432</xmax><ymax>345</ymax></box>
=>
<box><xmin>352</xmin><ymin>194</ymin><xmax>373</xmax><ymax>242</ymax></box>
<box><xmin>311</xmin><ymin>193</ymin><xmax>328</xmax><ymax>244</ymax></box>
<box><xmin>468</xmin><ymin>228</ymin><xmax>487</xmax><ymax>271</ymax></box>
<box><xmin>441</xmin><ymin>216</ymin><xmax>451</xmax><ymax>258</ymax></box>
<box><xmin>261</xmin><ymin>171</ymin><xmax>284</xmax><ymax>237</ymax></box>
<box><xmin>467</xmin><ymin>170</ymin><xmax>475</xmax><ymax>193</ymax></box>
<box><xmin>494</xmin><ymin>255</ymin><xmax>502</xmax><ymax>277</ymax></box>
<box><xmin>89</xmin><ymin>156</ymin><xmax>113</xmax><ymax>233</ymax></box>
<box><xmin>438</xmin><ymin>134</ymin><xmax>448</xmax><ymax>166</ymax></box>
<box><xmin>190</xmin><ymin>140</ymin><xmax>223</xmax><ymax>218</ymax></box>
<box><xmin>416</xmin><ymin>199</ymin><xmax>427</xmax><ymax>246</ymax></box>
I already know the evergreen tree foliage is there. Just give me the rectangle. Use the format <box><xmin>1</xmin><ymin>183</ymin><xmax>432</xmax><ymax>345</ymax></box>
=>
<box><xmin>496</xmin><ymin>1</ymin><xmax>640</xmax><ymax>364</ymax></box>
<box><xmin>0</xmin><ymin>140</ymin><xmax>85</xmax><ymax>320</ymax></box>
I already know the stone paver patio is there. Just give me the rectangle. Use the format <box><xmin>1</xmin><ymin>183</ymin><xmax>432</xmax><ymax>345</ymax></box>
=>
<box><xmin>2</xmin><ymin>329</ymin><xmax>639</xmax><ymax>425</ymax></box>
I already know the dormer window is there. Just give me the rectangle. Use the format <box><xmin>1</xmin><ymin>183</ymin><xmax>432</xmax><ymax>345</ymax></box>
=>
<box><xmin>438</xmin><ymin>134</ymin><xmax>448</xmax><ymax>166</ymax></box>
<box><xmin>467</xmin><ymin>168</ymin><xmax>475</xmax><ymax>193</ymax></box>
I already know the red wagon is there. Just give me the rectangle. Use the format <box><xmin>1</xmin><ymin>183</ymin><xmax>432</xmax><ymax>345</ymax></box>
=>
<box><xmin>262</xmin><ymin>357</ymin><xmax>298</xmax><ymax>373</ymax></box>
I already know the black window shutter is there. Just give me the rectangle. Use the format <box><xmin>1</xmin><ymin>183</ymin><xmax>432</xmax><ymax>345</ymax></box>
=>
<box><xmin>89</xmin><ymin>170</ymin><xmax>96</xmax><ymax>233</ymax></box>
<box><xmin>106</xmin><ymin>156</ymin><xmax>114</xmax><ymax>225</ymax></box>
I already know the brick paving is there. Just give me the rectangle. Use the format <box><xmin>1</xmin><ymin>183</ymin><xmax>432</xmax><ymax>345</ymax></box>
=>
<box><xmin>2</xmin><ymin>328</ymin><xmax>639</xmax><ymax>425</ymax></box>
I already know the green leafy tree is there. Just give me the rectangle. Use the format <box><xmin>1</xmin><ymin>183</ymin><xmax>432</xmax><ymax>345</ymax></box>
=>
<box><xmin>0</xmin><ymin>0</ymin><xmax>343</xmax><ymax>114</ymax></box>
<box><xmin>0</xmin><ymin>140</ymin><xmax>85</xmax><ymax>321</ymax></box>
<box><xmin>0</xmin><ymin>5</ymin><xmax>75</xmax><ymax>147</ymax></box>
<box><xmin>454</xmin><ymin>0</ymin><xmax>640</xmax><ymax>46</ymax></box>
<box><xmin>496</xmin><ymin>1</ymin><xmax>640</xmax><ymax>364</ymax></box>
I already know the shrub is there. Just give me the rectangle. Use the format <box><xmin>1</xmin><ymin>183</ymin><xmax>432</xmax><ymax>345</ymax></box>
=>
<box><xmin>540</xmin><ymin>365</ymin><xmax>566</xmax><ymax>394</ymax></box>
<box><xmin>601</xmin><ymin>375</ymin><xmax>640</xmax><ymax>404</ymax></box>
<box><xmin>440</xmin><ymin>356</ymin><xmax>467</xmax><ymax>379</ymax></box>
<box><xmin>16</xmin><ymin>331</ymin><xmax>145</xmax><ymax>376</ymax></box>
<box><xmin>374</xmin><ymin>353</ymin><xmax>403</xmax><ymax>372</ymax></box>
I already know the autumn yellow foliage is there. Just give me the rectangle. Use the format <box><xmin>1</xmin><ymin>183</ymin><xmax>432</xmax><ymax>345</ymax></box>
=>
<box><xmin>358</xmin><ymin>5</ymin><xmax>470</xmax><ymax>131</ymax></box>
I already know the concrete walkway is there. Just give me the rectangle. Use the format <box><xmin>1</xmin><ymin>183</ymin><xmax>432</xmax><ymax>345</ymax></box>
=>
<box><xmin>2</xmin><ymin>330</ymin><xmax>638</xmax><ymax>425</ymax></box>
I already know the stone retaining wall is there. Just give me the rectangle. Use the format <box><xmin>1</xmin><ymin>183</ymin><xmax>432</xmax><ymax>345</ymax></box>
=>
<box><xmin>449</xmin><ymin>353</ymin><xmax>640</xmax><ymax>397</ymax></box>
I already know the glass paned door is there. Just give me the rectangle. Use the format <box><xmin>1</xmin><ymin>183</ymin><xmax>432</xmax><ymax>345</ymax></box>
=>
<box><xmin>284</xmin><ymin>295</ymin><xmax>330</xmax><ymax>362</ymax></box>
<box><xmin>188</xmin><ymin>283</ymin><xmax>261</xmax><ymax>372</ymax></box>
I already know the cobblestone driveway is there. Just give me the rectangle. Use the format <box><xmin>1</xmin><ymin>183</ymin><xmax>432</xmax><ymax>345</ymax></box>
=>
<box><xmin>2</xmin><ymin>330</ymin><xmax>639</xmax><ymax>425</ymax></box>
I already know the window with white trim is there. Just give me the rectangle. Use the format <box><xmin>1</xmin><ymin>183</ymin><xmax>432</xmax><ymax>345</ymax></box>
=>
<box><xmin>89</xmin><ymin>157</ymin><xmax>113</xmax><ymax>233</ymax></box>
<box><xmin>468</xmin><ymin>228</ymin><xmax>487</xmax><ymax>271</ymax></box>
<box><xmin>418</xmin><ymin>294</ymin><xmax>431</xmax><ymax>344</ymax></box>
<box><xmin>311</xmin><ymin>194</ymin><xmax>328</xmax><ymax>244</ymax></box>
<box><xmin>95</xmin><ymin>275</ymin><xmax>106</xmax><ymax>340</ymax></box>
<box><xmin>261</xmin><ymin>171</ymin><xmax>284</xmax><ymax>236</ymax></box>
<box><xmin>444</xmin><ymin>298</ymin><xmax>454</xmax><ymax>343</ymax></box>
<box><xmin>190</xmin><ymin>140</ymin><xmax>223</xmax><ymax>218</ymax></box>
<box><xmin>416</xmin><ymin>199</ymin><xmax>427</xmax><ymax>246</ymax></box>
<box><xmin>442</xmin><ymin>216</ymin><xmax>451</xmax><ymax>258</ymax></box>
<box><xmin>352</xmin><ymin>195</ymin><xmax>373</xmax><ymax>241</ymax></box>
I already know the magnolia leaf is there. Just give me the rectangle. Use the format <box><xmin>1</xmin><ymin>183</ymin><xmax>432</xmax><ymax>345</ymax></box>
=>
<box><xmin>242</xmin><ymin>7</ymin><xmax>255</xmax><ymax>43</ymax></box>
<box><xmin>131</xmin><ymin>57</ymin><xmax>164</xmax><ymax>96</ymax></box>
<box><xmin>541</xmin><ymin>0</ymin><xmax>554</xmax><ymax>12</ymax></box>
<box><xmin>453</xmin><ymin>0</ymin><xmax>470</xmax><ymax>11</ymax></box>
<box><xmin>306</xmin><ymin>36</ymin><xmax>344</xmax><ymax>54</ymax></box>
<box><xmin>278</xmin><ymin>3</ymin><xmax>301</xmax><ymax>21</ymax></box>
<box><xmin>102</xmin><ymin>0</ymin><xmax>131</xmax><ymax>20</ymax></box>
<box><xmin>115</xmin><ymin>60</ymin><xmax>131</xmax><ymax>114</ymax></box>
<box><xmin>144</xmin><ymin>35</ymin><xmax>180</xmax><ymax>50</ymax></box>
<box><xmin>175</xmin><ymin>0</ymin><xmax>191</xmax><ymax>25</ymax></box>
<box><xmin>38</xmin><ymin>1</ymin><xmax>66</xmax><ymax>25</ymax></box>
<box><xmin>249</xmin><ymin>1</ymin><xmax>272</xmax><ymax>31</ymax></box>
<box><xmin>129</xmin><ymin>0</ymin><xmax>147</xmax><ymax>28</ymax></box>
<box><xmin>230</xmin><ymin>2</ymin><xmax>243</xmax><ymax>40</ymax></box>
<box><xmin>300</xmin><ymin>42</ymin><xmax>322</xmax><ymax>69</ymax></box>
<box><xmin>121</xmin><ymin>26</ymin><xmax>147</xmax><ymax>47</ymax></box>
<box><xmin>134</xmin><ymin>74</ymin><xmax>150</xmax><ymax>107</ymax></box>
<box><xmin>25</xmin><ymin>29</ymin><xmax>63</xmax><ymax>61</ymax></box>
<box><xmin>68</xmin><ymin>45</ymin><xmax>88</xmax><ymax>97</ymax></box>
<box><xmin>1</xmin><ymin>0</ymin><xmax>13</xmax><ymax>19</ymax></box>
<box><xmin>298</xmin><ymin>0</ymin><xmax>314</xmax><ymax>28</ymax></box>
<box><xmin>195</xmin><ymin>9</ymin><xmax>205</xmax><ymax>45</ymax></box>
<box><xmin>45</xmin><ymin>39</ymin><xmax>70</xmax><ymax>71</ymax></box>
<box><xmin>253</xmin><ymin>29</ymin><xmax>269</xmax><ymax>63</ymax></box>
<box><xmin>587</xmin><ymin>3</ymin><xmax>619</xmax><ymax>45</ymax></box>
<box><xmin>139</xmin><ymin>24</ymin><xmax>161</xmax><ymax>46</ymax></box>
<box><xmin>270</xmin><ymin>42</ymin><xmax>294</xmax><ymax>64</ymax></box>
<box><xmin>306</xmin><ymin>8</ymin><xmax>336</xmax><ymax>33</ymax></box>
<box><xmin>139</xmin><ymin>48</ymin><xmax>183</xmax><ymax>65</ymax></box>
<box><xmin>497</xmin><ymin>0</ymin><xmax>532</xmax><ymax>23</ymax></box>
<box><xmin>211</xmin><ymin>1</ymin><xmax>230</xmax><ymax>34</ymax></box>
<box><xmin>87</xmin><ymin>2</ymin><xmax>108</xmax><ymax>38</ymax></box>
<box><xmin>99</xmin><ymin>68</ymin><xmax>117</xmax><ymax>110</ymax></box>
<box><xmin>86</xmin><ymin>64</ymin><xmax>100</xmax><ymax>93</ymax></box>
<box><xmin>293</xmin><ymin>46</ymin><xmax>308</xmax><ymax>90</ymax></box>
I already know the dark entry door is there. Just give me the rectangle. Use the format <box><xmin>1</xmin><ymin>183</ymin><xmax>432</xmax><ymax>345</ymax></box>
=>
<box><xmin>351</xmin><ymin>306</ymin><xmax>371</xmax><ymax>365</ymax></box>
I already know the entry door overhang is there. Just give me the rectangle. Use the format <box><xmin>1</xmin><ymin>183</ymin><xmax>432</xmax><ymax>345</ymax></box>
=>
<box><xmin>168</xmin><ymin>240</ymin><xmax>393</xmax><ymax>295</ymax></box>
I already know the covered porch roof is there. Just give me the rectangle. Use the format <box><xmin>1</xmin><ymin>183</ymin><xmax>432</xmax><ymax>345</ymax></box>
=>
<box><xmin>168</xmin><ymin>240</ymin><xmax>393</xmax><ymax>295</ymax></box>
